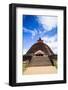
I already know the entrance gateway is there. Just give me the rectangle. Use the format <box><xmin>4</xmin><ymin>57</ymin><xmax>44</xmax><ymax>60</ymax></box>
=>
<box><xmin>34</xmin><ymin>50</ymin><xmax>45</xmax><ymax>56</ymax></box>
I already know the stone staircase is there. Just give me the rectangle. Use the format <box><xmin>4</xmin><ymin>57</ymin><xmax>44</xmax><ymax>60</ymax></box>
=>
<box><xmin>29</xmin><ymin>56</ymin><xmax>52</xmax><ymax>67</ymax></box>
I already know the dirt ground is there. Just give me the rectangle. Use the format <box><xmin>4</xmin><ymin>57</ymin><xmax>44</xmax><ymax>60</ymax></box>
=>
<box><xmin>23</xmin><ymin>66</ymin><xmax>57</xmax><ymax>75</ymax></box>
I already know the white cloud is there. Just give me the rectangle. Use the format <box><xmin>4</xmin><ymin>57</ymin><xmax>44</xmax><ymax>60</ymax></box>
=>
<box><xmin>42</xmin><ymin>35</ymin><xmax>57</xmax><ymax>54</ymax></box>
<box><xmin>23</xmin><ymin>48</ymin><xmax>27</xmax><ymax>55</ymax></box>
<box><xmin>23</xmin><ymin>28</ymin><xmax>37</xmax><ymax>39</ymax></box>
<box><xmin>23</xmin><ymin>16</ymin><xmax>57</xmax><ymax>39</ymax></box>
<box><xmin>37</xmin><ymin>16</ymin><xmax>57</xmax><ymax>31</ymax></box>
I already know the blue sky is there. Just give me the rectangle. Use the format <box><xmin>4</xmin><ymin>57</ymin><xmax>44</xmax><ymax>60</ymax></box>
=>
<box><xmin>22</xmin><ymin>15</ymin><xmax>57</xmax><ymax>54</ymax></box>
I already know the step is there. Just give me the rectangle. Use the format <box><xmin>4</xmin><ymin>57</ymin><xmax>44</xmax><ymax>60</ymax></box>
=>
<box><xmin>29</xmin><ymin>56</ymin><xmax>52</xmax><ymax>66</ymax></box>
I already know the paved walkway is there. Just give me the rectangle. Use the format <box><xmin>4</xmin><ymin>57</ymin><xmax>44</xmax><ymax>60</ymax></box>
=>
<box><xmin>29</xmin><ymin>56</ymin><xmax>52</xmax><ymax>66</ymax></box>
<box><xmin>23</xmin><ymin>66</ymin><xmax>57</xmax><ymax>75</ymax></box>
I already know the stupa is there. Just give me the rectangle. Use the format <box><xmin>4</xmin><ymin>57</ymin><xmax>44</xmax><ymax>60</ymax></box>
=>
<box><xmin>26</xmin><ymin>38</ymin><xmax>54</xmax><ymax>56</ymax></box>
<box><xmin>23</xmin><ymin>38</ymin><xmax>54</xmax><ymax>66</ymax></box>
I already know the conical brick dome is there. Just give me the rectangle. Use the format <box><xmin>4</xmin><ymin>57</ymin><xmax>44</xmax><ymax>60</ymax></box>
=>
<box><xmin>26</xmin><ymin>38</ymin><xmax>54</xmax><ymax>56</ymax></box>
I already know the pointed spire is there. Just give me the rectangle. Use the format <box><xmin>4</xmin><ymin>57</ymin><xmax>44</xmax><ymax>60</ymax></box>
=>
<box><xmin>37</xmin><ymin>37</ymin><xmax>43</xmax><ymax>43</ymax></box>
<box><xmin>39</xmin><ymin>37</ymin><xmax>41</xmax><ymax>41</ymax></box>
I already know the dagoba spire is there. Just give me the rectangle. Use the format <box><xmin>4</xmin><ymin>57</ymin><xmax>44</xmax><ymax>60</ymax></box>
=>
<box><xmin>37</xmin><ymin>37</ymin><xmax>43</xmax><ymax>43</ymax></box>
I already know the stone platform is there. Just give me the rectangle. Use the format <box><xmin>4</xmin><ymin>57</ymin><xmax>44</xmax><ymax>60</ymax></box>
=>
<box><xmin>29</xmin><ymin>56</ymin><xmax>52</xmax><ymax>67</ymax></box>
